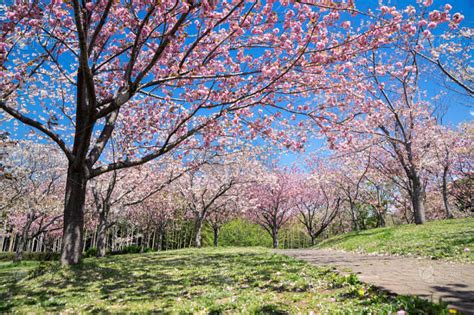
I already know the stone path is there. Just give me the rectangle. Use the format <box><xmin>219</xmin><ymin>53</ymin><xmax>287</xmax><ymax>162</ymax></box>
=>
<box><xmin>277</xmin><ymin>249</ymin><xmax>474</xmax><ymax>314</ymax></box>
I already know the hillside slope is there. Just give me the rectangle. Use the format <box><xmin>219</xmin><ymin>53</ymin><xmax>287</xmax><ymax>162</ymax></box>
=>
<box><xmin>317</xmin><ymin>218</ymin><xmax>474</xmax><ymax>263</ymax></box>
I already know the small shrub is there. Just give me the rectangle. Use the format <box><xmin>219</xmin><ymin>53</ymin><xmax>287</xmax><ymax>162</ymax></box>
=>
<box><xmin>83</xmin><ymin>247</ymin><xmax>98</xmax><ymax>258</ymax></box>
<box><xmin>0</xmin><ymin>252</ymin><xmax>60</xmax><ymax>262</ymax></box>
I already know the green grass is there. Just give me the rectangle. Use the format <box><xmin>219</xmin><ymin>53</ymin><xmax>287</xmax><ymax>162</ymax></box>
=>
<box><xmin>317</xmin><ymin>218</ymin><xmax>474</xmax><ymax>263</ymax></box>
<box><xmin>0</xmin><ymin>247</ymin><xmax>449</xmax><ymax>313</ymax></box>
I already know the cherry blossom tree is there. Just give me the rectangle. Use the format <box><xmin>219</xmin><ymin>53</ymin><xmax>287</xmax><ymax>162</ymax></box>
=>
<box><xmin>450</xmin><ymin>123</ymin><xmax>474</xmax><ymax>214</ymax></box>
<box><xmin>125</xmin><ymin>188</ymin><xmax>178</xmax><ymax>252</ymax></box>
<box><xmin>249</xmin><ymin>168</ymin><xmax>297</xmax><ymax>248</ymax></box>
<box><xmin>177</xmin><ymin>147</ymin><xmax>258</xmax><ymax>247</ymax></box>
<box><xmin>312</xmin><ymin>1</ymin><xmax>471</xmax><ymax>225</ymax></box>
<box><xmin>89</xmin><ymin>155</ymin><xmax>191</xmax><ymax>256</ymax></box>
<box><xmin>294</xmin><ymin>166</ymin><xmax>341</xmax><ymax>245</ymax></box>
<box><xmin>425</xmin><ymin>125</ymin><xmax>462</xmax><ymax>219</ymax></box>
<box><xmin>206</xmin><ymin>197</ymin><xmax>236</xmax><ymax>247</ymax></box>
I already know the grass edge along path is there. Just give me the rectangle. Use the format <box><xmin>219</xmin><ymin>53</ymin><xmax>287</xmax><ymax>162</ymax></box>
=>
<box><xmin>0</xmin><ymin>247</ymin><xmax>452</xmax><ymax>313</ymax></box>
<box><xmin>317</xmin><ymin>218</ymin><xmax>474</xmax><ymax>263</ymax></box>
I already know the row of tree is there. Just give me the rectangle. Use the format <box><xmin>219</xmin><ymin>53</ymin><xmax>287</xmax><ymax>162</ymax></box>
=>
<box><xmin>2</xmin><ymin>117</ymin><xmax>472</xmax><ymax>260</ymax></box>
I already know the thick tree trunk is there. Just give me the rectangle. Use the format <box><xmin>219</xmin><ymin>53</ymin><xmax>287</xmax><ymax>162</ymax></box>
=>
<box><xmin>213</xmin><ymin>227</ymin><xmax>219</xmax><ymax>247</ymax></box>
<box><xmin>310</xmin><ymin>234</ymin><xmax>316</xmax><ymax>246</ymax></box>
<box><xmin>378</xmin><ymin>213</ymin><xmax>386</xmax><ymax>227</ymax></box>
<box><xmin>96</xmin><ymin>214</ymin><xmax>107</xmax><ymax>257</ymax></box>
<box><xmin>14</xmin><ymin>237</ymin><xmax>25</xmax><ymax>262</ymax></box>
<box><xmin>442</xmin><ymin>167</ymin><xmax>453</xmax><ymax>219</ymax></box>
<box><xmin>412</xmin><ymin>177</ymin><xmax>426</xmax><ymax>225</ymax></box>
<box><xmin>272</xmin><ymin>228</ymin><xmax>279</xmax><ymax>249</ymax></box>
<box><xmin>61</xmin><ymin>167</ymin><xmax>87</xmax><ymax>265</ymax></box>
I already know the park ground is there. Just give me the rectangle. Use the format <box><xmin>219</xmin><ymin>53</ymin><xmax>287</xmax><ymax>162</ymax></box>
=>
<box><xmin>0</xmin><ymin>247</ymin><xmax>449</xmax><ymax>313</ymax></box>
<box><xmin>1</xmin><ymin>218</ymin><xmax>473</xmax><ymax>313</ymax></box>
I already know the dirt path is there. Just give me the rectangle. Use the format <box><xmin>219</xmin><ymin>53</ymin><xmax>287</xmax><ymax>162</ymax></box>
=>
<box><xmin>277</xmin><ymin>249</ymin><xmax>474</xmax><ymax>313</ymax></box>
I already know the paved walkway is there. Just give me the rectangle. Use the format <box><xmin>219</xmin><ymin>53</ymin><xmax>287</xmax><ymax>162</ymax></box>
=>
<box><xmin>277</xmin><ymin>249</ymin><xmax>474</xmax><ymax>313</ymax></box>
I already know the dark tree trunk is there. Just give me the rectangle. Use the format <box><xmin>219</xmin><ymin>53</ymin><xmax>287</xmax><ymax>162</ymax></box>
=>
<box><xmin>61</xmin><ymin>167</ymin><xmax>87</xmax><ymax>265</ymax></box>
<box><xmin>14</xmin><ymin>237</ymin><xmax>25</xmax><ymax>262</ymax></box>
<box><xmin>14</xmin><ymin>216</ymin><xmax>32</xmax><ymax>262</ymax></box>
<box><xmin>374</xmin><ymin>205</ymin><xmax>386</xmax><ymax>228</ymax></box>
<box><xmin>378</xmin><ymin>212</ymin><xmax>386</xmax><ymax>227</ymax></box>
<box><xmin>140</xmin><ymin>230</ymin><xmax>149</xmax><ymax>253</ymax></box>
<box><xmin>412</xmin><ymin>176</ymin><xmax>426</xmax><ymax>225</ymax></box>
<box><xmin>310</xmin><ymin>234</ymin><xmax>316</xmax><ymax>246</ymax></box>
<box><xmin>96</xmin><ymin>212</ymin><xmax>107</xmax><ymax>257</ymax></box>
<box><xmin>272</xmin><ymin>228</ymin><xmax>279</xmax><ymax>249</ymax></box>
<box><xmin>213</xmin><ymin>227</ymin><xmax>219</xmax><ymax>247</ymax></box>
<box><xmin>349</xmin><ymin>201</ymin><xmax>359</xmax><ymax>231</ymax></box>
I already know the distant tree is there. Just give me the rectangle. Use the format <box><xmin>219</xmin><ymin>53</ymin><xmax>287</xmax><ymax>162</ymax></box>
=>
<box><xmin>1</xmin><ymin>142</ymin><xmax>64</xmax><ymax>261</ymax></box>
<box><xmin>250</xmin><ymin>169</ymin><xmax>297</xmax><ymax>248</ymax></box>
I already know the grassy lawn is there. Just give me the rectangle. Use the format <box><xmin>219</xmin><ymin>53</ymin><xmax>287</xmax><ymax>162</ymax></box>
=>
<box><xmin>0</xmin><ymin>247</ymin><xmax>448</xmax><ymax>313</ymax></box>
<box><xmin>317</xmin><ymin>218</ymin><xmax>474</xmax><ymax>263</ymax></box>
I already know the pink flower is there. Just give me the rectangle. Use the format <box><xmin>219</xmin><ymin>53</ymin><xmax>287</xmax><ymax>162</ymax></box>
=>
<box><xmin>85</xmin><ymin>2</ymin><xmax>94</xmax><ymax>11</ymax></box>
<box><xmin>429</xmin><ymin>10</ymin><xmax>441</xmax><ymax>21</ymax></box>
<box><xmin>6</xmin><ymin>11</ymin><xmax>16</xmax><ymax>20</ymax></box>
<box><xmin>423</xmin><ymin>0</ymin><xmax>433</xmax><ymax>7</ymax></box>
<box><xmin>452</xmin><ymin>13</ymin><xmax>464</xmax><ymax>24</ymax></box>
<box><xmin>428</xmin><ymin>22</ymin><xmax>437</xmax><ymax>29</ymax></box>
<box><xmin>464</xmin><ymin>248</ymin><xmax>470</xmax><ymax>252</ymax></box>
<box><xmin>444</xmin><ymin>4</ymin><xmax>453</xmax><ymax>11</ymax></box>
<box><xmin>341</xmin><ymin>21</ymin><xmax>351</xmax><ymax>30</ymax></box>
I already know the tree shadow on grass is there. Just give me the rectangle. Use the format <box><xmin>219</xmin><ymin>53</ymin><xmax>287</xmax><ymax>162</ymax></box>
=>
<box><xmin>0</xmin><ymin>250</ymin><xmax>452</xmax><ymax>313</ymax></box>
<box><xmin>0</xmin><ymin>251</ymin><xmax>310</xmax><ymax>312</ymax></box>
<box><xmin>254</xmin><ymin>304</ymin><xmax>289</xmax><ymax>314</ymax></box>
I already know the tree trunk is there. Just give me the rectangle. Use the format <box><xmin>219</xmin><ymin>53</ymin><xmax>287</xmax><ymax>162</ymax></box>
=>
<box><xmin>140</xmin><ymin>230</ymin><xmax>148</xmax><ymax>253</ymax></box>
<box><xmin>157</xmin><ymin>228</ymin><xmax>164</xmax><ymax>251</ymax></box>
<box><xmin>14</xmin><ymin>237</ymin><xmax>25</xmax><ymax>262</ymax></box>
<box><xmin>378</xmin><ymin>213</ymin><xmax>386</xmax><ymax>227</ymax></box>
<box><xmin>412</xmin><ymin>177</ymin><xmax>426</xmax><ymax>225</ymax></box>
<box><xmin>349</xmin><ymin>201</ymin><xmax>359</xmax><ymax>231</ymax></box>
<box><xmin>272</xmin><ymin>228</ymin><xmax>279</xmax><ymax>249</ymax></box>
<box><xmin>8</xmin><ymin>234</ymin><xmax>15</xmax><ymax>252</ymax></box>
<box><xmin>15</xmin><ymin>215</ymin><xmax>33</xmax><ymax>262</ymax></box>
<box><xmin>310</xmin><ymin>234</ymin><xmax>316</xmax><ymax>246</ymax></box>
<box><xmin>96</xmin><ymin>214</ymin><xmax>107</xmax><ymax>257</ymax></box>
<box><xmin>194</xmin><ymin>218</ymin><xmax>203</xmax><ymax>248</ymax></box>
<box><xmin>213</xmin><ymin>226</ymin><xmax>219</xmax><ymax>247</ymax></box>
<box><xmin>442</xmin><ymin>167</ymin><xmax>454</xmax><ymax>219</ymax></box>
<box><xmin>61</xmin><ymin>167</ymin><xmax>87</xmax><ymax>265</ymax></box>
